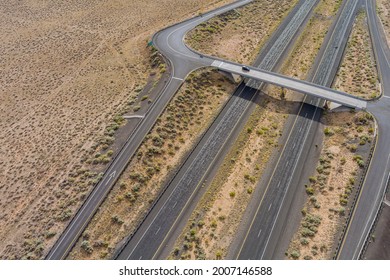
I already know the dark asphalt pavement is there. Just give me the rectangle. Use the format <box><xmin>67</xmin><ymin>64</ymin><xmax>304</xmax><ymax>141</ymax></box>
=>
<box><xmin>116</xmin><ymin>0</ymin><xmax>319</xmax><ymax>260</ymax></box>
<box><xmin>337</xmin><ymin>0</ymin><xmax>390</xmax><ymax>260</ymax></box>
<box><xmin>47</xmin><ymin>0</ymin><xmax>390</xmax><ymax>260</ymax></box>
<box><xmin>235</xmin><ymin>0</ymin><xmax>360</xmax><ymax>260</ymax></box>
<box><xmin>46</xmin><ymin>0</ymin><xmax>254</xmax><ymax>260</ymax></box>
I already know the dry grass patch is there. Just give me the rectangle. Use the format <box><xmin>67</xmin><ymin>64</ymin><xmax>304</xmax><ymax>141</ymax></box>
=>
<box><xmin>68</xmin><ymin>69</ymin><xmax>235</xmax><ymax>259</ymax></box>
<box><xmin>334</xmin><ymin>10</ymin><xmax>380</xmax><ymax>99</ymax></box>
<box><xmin>170</xmin><ymin>96</ymin><xmax>295</xmax><ymax>260</ymax></box>
<box><xmin>287</xmin><ymin>111</ymin><xmax>375</xmax><ymax>260</ymax></box>
<box><xmin>0</xmin><ymin>0</ymin><xmax>233</xmax><ymax>259</ymax></box>
<box><xmin>186</xmin><ymin>0</ymin><xmax>298</xmax><ymax>64</ymax></box>
<box><xmin>169</xmin><ymin>0</ymin><xmax>346</xmax><ymax>260</ymax></box>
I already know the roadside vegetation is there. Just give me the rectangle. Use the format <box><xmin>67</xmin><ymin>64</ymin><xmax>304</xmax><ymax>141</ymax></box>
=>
<box><xmin>170</xmin><ymin>96</ymin><xmax>293</xmax><ymax>260</ymax></box>
<box><xmin>2</xmin><ymin>43</ymin><xmax>168</xmax><ymax>260</ymax></box>
<box><xmin>186</xmin><ymin>0</ymin><xmax>299</xmax><ymax>64</ymax></box>
<box><xmin>377</xmin><ymin>0</ymin><xmax>390</xmax><ymax>44</ymax></box>
<box><xmin>287</xmin><ymin>111</ymin><xmax>375</xmax><ymax>260</ymax></box>
<box><xmin>0</xmin><ymin>0</ymin><xmax>233</xmax><ymax>259</ymax></box>
<box><xmin>68</xmin><ymin>69</ymin><xmax>235</xmax><ymax>259</ymax></box>
<box><xmin>170</xmin><ymin>0</ymin><xmax>347</xmax><ymax>260</ymax></box>
<box><xmin>334</xmin><ymin>10</ymin><xmax>380</xmax><ymax>99</ymax></box>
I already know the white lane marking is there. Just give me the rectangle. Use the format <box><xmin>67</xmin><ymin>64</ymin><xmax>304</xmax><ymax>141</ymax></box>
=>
<box><xmin>383</xmin><ymin>96</ymin><xmax>390</xmax><ymax>99</ymax></box>
<box><xmin>292</xmin><ymin>142</ymin><xmax>296</xmax><ymax>149</ymax></box>
<box><xmin>268</xmin><ymin>203</ymin><xmax>272</xmax><ymax>212</ymax></box>
<box><xmin>172</xmin><ymin>201</ymin><xmax>178</xmax><ymax>209</ymax></box>
<box><xmin>139</xmin><ymin>256</ymin><xmax>143</xmax><ymax>260</ymax></box>
<box><xmin>123</xmin><ymin>115</ymin><xmax>144</xmax><ymax>119</ymax></box>
<box><xmin>126</xmin><ymin>83</ymin><xmax>250</xmax><ymax>259</ymax></box>
<box><xmin>277</xmin><ymin>182</ymin><xmax>281</xmax><ymax>188</ymax></box>
<box><xmin>105</xmin><ymin>171</ymin><xmax>117</xmax><ymax>186</ymax></box>
<box><xmin>260</xmin><ymin>98</ymin><xmax>321</xmax><ymax>259</ymax></box>
<box><xmin>354</xmin><ymin>153</ymin><xmax>390</xmax><ymax>258</ymax></box>
<box><xmin>155</xmin><ymin>227</ymin><xmax>161</xmax><ymax>235</ymax></box>
<box><xmin>172</xmin><ymin>77</ymin><xmax>184</xmax><ymax>81</ymax></box>
<box><xmin>299</xmin><ymin>126</ymin><xmax>302</xmax><ymax>132</ymax></box>
<box><xmin>257</xmin><ymin>229</ymin><xmax>262</xmax><ymax>238</ymax></box>
<box><xmin>211</xmin><ymin>60</ymin><xmax>220</xmax><ymax>67</ymax></box>
<box><xmin>305</xmin><ymin>113</ymin><xmax>308</xmax><ymax>118</ymax></box>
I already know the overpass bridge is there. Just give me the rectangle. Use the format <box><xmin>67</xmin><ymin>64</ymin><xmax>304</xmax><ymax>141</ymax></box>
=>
<box><xmin>211</xmin><ymin>60</ymin><xmax>367</xmax><ymax>110</ymax></box>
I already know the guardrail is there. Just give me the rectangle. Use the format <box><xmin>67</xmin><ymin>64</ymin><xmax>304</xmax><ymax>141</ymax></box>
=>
<box><xmin>112</xmin><ymin>74</ymin><xmax>242</xmax><ymax>259</ymax></box>
<box><xmin>45</xmin><ymin>46</ymin><xmax>175</xmax><ymax>260</ymax></box>
<box><xmin>332</xmin><ymin>113</ymin><xmax>378</xmax><ymax>259</ymax></box>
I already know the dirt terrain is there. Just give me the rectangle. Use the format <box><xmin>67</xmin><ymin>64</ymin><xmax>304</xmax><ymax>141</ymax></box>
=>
<box><xmin>0</xmin><ymin>0</ymin><xmax>232</xmax><ymax>259</ymax></box>
<box><xmin>68</xmin><ymin>69</ymin><xmax>235</xmax><ymax>259</ymax></box>
<box><xmin>287</xmin><ymin>111</ymin><xmax>375</xmax><ymax>260</ymax></box>
<box><xmin>170</xmin><ymin>95</ymin><xmax>296</xmax><ymax>260</ymax></box>
<box><xmin>186</xmin><ymin>0</ymin><xmax>298</xmax><ymax>64</ymax></box>
<box><xmin>334</xmin><ymin>10</ymin><xmax>380</xmax><ymax>99</ymax></box>
<box><xmin>171</xmin><ymin>0</ymin><xmax>344</xmax><ymax>260</ymax></box>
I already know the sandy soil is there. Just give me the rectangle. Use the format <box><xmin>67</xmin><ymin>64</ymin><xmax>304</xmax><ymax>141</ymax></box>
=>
<box><xmin>186</xmin><ymin>0</ymin><xmax>298</xmax><ymax>64</ymax></box>
<box><xmin>67</xmin><ymin>69</ymin><xmax>235</xmax><ymax>259</ymax></box>
<box><xmin>0</xmin><ymin>0</ymin><xmax>233</xmax><ymax>259</ymax></box>
<box><xmin>334</xmin><ymin>11</ymin><xmax>380</xmax><ymax>99</ymax></box>
<box><xmin>170</xmin><ymin>96</ymin><xmax>295</xmax><ymax>260</ymax></box>
<box><xmin>287</xmin><ymin>111</ymin><xmax>375</xmax><ymax>260</ymax></box>
<box><xmin>170</xmin><ymin>0</ymin><xmax>346</xmax><ymax>260</ymax></box>
<box><xmin>377</xmin><ymin>0</ymin><xmax>390</xmax><ymax>45</ymax></box>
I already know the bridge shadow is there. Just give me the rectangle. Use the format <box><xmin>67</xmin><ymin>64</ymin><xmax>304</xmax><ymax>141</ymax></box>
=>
<box><xmin>233</xmin><ymin>82</ymin><xmax>312</xmax><ymax>117</ymax></box>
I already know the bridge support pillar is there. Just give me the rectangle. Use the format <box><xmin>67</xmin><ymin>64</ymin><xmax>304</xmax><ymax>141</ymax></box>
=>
<box><xmin>218</xmin><ymin>70</ymin><xmax>242</xmax><ymax>83</ymax></box>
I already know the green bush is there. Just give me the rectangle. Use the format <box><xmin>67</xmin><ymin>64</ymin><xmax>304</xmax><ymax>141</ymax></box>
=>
<box><xmin>301</xmin><ymin>228</ymin><xmax>315</xmax><ymax>237</ymax></box>
<box><xmin>300</xmin><ymin>238</ymin><xmax>309</xmax><ymax>245</ymax></box>
<box><xmin>306</xmin><ymin>187</ymin><xmax>315</xmax><ymax>195</ymax></box>
<box><xmin>324</xmin><ymin>127</ymin><xmax>334</xmax><ymax>136</ymax></box>
<box><xmin>309</xmin><ymin>176</ymin><xmax>317</xmax><ymax>183</ymax></box>
<box><xmin>290</xmin><ymin>250</ymin><xmax>300</xmax><ymax>259</ymax></box>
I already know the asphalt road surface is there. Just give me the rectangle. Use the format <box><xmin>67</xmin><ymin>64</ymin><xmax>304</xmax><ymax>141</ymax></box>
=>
<box><xmin>46</xmin><ymin>0</ymin><xmax>258</xmax><ymax>260</ymax></box>
<box><xmin>235</xmin><ymin>0</ymin><xmax>360</xmax><ymax>259</ymax></box>
<box><xmin>116</xmin><ymin>0</ymin><xmax>319</xmax><ymax>260</ymax></box>
<box><xmin>47</xmin><ymin>0</ymin><xmax>389</xmax><ymax>260</ymax></box>
<box><xmin>212</xmin><ymin>60</ymin><xmax>366</xmax><ymax>109</ymax></box>
<box><xmin>337</xmin><ymin>0</ymin><xmax>390</xmax><ymax>260</ymax></box>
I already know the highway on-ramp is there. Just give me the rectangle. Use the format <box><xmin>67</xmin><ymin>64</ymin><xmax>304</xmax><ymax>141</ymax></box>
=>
<box><xmin>47</xmin><ymin>0</ymin><xmax>388</xmax><ymax>260</ymax></box>
<box><xmin>116</xmin><ymin>0</ymin><xmax>320</xmax><ymax>260</ymax></box>
<box><xmin>336</xmin><ymin>0</ymin><xmax>390</xmax><ymax>260</ymax></box>
<box><xmin>45</xmin><ymin>0</ymin><xmax>258</xmax><ymax>260</ymax></box>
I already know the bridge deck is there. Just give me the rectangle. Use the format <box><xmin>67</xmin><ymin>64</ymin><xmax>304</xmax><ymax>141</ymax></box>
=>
<box><xmin>211</xmin><ymin>60</ymin><xmax>367</xmax><ymax>109</ymax></box>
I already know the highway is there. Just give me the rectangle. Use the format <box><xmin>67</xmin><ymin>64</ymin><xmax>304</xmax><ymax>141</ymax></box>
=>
<box><xmin>336</xmin><ymin>0</ymin><xmax>390</xmax><ymax>260</ymax></box>
<box><xmin>116</xmin><ymin>0</ymin><xmax>320</xmax><ymax>260</ymax></box>
<box><xmin>234</xmin><ymin>0</ymin><xmax>360</xmax><ymax>259</ymax></box>
<box><xmin>45</xmin><ymin>0</ymin><xmax>259</xmax><ymax>260</ymax></box>
<box><xmin>212</xmin><ymin>60</ymin><xmax>367</xmax><ymax>109</ymax></box>
<box><xmin>46</xmin><ymin>0</ymin><xmax>389</xmax><ymax>260</ymax></box>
